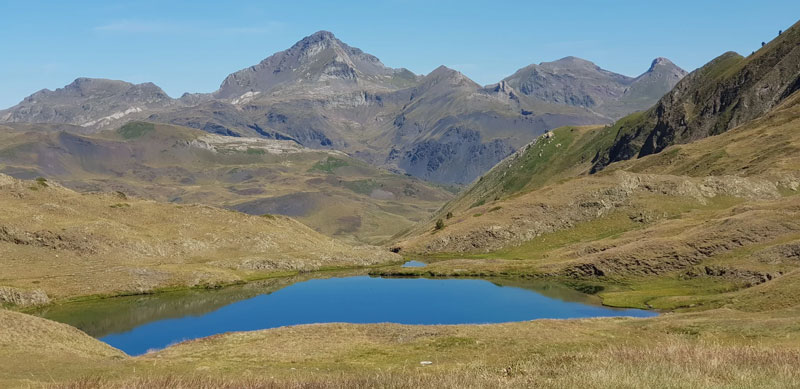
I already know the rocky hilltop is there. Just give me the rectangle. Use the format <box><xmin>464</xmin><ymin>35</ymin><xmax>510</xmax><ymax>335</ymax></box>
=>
<box><xmin>0</xmin><ymin>78</ymin><xmax>176</xmax><ymax>128</ymax></box>
<box><xmin>502</xmin><ymin>56</ymin><xmax>687</xmax><ymax>120</ymax></box>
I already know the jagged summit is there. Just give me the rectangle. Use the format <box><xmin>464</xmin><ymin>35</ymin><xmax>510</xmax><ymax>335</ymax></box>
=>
<box><xmin>305</xmin><ymin>30</ymin><xmax>336</xmax><ymax>40</ymax></box>
<box><xmin>416</xmin><ymin>65</ymin><xmax>480</xmax><ymax>91</ymax></box>
<box><xmin>214</xmin><ymin>31</ymin><xmax>415</xmax><ymax>100</ymax></box>
<box><xmin>648</xmin><ymin>57</ymin><xmax>675</xmax><ymax>70</ymax></box>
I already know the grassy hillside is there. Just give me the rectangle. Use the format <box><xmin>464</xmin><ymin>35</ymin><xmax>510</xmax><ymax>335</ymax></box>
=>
<box><xmin>0</xmin><ymin>174</ymin><xmax>397</xmax><ymax>304</ymax></box>
<box><xmin>593</xmin><ymin>19</ymin><xmax>800</xmax><ymax>170</ymax></box>
<box><xmin>0</xmin><ymin>121</ymin><xmax>453</xmax><ymax>244</ymax></box>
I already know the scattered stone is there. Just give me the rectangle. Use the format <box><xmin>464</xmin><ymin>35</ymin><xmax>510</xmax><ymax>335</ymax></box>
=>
<box><xmin>420</xmin><ymin>361</ymin><xmax>433</xmax><ymax>366</ymax></box>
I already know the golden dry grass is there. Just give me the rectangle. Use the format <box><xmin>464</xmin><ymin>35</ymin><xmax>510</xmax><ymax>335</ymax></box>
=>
<box><xmin>0</xmin><ymin>308</ymin><xmax>797</xmax><ymax>388</ymax></box>
<box><xmin>0</xmin><ymin>174</ymin><xmax>397</xmax><ymax>303</ymax></box>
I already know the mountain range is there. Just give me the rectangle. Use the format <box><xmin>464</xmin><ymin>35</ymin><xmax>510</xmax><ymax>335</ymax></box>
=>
<box><xmin>0</xmin><ymin>31</ymin><xmax>685</xmax><ymax>185</ymax></box>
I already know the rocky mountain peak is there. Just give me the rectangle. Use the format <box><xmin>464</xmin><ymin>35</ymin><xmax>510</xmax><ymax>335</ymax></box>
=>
<box><xmin>60</xmin><ymin>78</ymin><xmax>134</xmax><ymax>98</ymax></box>
<box><xmin>648</xmin><ymin>57</ymin><xmax>675</xmax><ymax>70</ymax></box>
<box><xmin>641</xmin><ymin>57</ymin><xmax>686</xmax><ymax>80</ymax></box>
<box><xmin>305</xmin><ymin>30</ymin><xmax>336</xmax><ymax>41</ymax></box>
<box><xmin>423</xmin><ymin>66</ymin><xmax>477</xmax><ymax>88</ymax></box>
<box><xmin>214</xmin><ymin>31</ymin><xmax>401</xmax><ymax>99</ymax></box>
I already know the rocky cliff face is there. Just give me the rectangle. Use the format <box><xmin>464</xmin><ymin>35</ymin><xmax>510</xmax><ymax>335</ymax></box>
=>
<box><xmin>594</xmin><ymin>20</ymin><xmax>800</xmax><ymax>171</ymax></box>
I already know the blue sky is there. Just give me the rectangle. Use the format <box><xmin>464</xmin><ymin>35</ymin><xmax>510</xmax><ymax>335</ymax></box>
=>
<box><xmin>1</xmin><ymin>0</ymin><xmax>798</xmax><ymax>108</ymax></box>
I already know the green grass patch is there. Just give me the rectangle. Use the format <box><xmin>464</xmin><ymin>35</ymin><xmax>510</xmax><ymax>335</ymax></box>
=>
<box><xmin>309</xmin><ymin>157</ymin><xmax>349</xmax><ymax>174</ymax></box>
<box><xmin>469</xmin><ymin>199</ymin><xmax>486</xmax><ymax>209</ymax></box>
<box><xmin>245</xmin><ymin>148</ymin><xmax>266</xmax><ymax>155</ymax></box>
<box><xmin>431</xmin><ymin>336</ymin><xmax>477</xmax><ymax>350</ymax></box>
<box><xmin>599</xmin><ymin>277</ymin><xmax>739</xmax><ymax>310</ymax></box>
<box><xmin>342</xmin><ymin>179</ymin><xmax>380</xmax><ymax>195</ymax></box>
<box><xmin>117</xmin><ymin>122</ymin><xmax>155</xmax><ymax>140</ymax></box>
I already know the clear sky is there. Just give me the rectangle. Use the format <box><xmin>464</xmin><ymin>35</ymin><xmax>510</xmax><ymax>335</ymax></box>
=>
<box><xmin>1</xmin><ymin>0</ymin><xmax>798</xmax><ymax>108</ymax></box>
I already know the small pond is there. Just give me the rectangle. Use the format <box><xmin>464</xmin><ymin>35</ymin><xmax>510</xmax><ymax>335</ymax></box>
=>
<box><xmin>37</xmin><ymin>275</ymin><xmax>657</xmax><ymax>356</ymax></box>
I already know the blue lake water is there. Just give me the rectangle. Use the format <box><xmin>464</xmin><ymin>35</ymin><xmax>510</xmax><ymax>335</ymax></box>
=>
<box><xmin>39</xmin><ymin>275</ymin><xmax>657</xmax><ymax>356</ymax></box>
<box><xmin>401</xmin><ymin>260</ymin><xmax>427</xmax><ymax>267</ymax></box>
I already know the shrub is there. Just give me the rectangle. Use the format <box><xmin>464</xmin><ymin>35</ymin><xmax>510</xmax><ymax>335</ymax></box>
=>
<box><xmin>435</xmin><ymin>219</ymin><xmax>445</xmax><ymax>230</ymax></box>
<box><xmin>446</xmin><ymin>212</ymin><xmax>453</xmax><ymax>219</ymax></box>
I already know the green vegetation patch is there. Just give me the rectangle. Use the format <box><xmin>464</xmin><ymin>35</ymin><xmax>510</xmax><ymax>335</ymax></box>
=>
<box><xmin>599</xmin><ymin>277</ymin><xmax>739</xmax><ymax>310</ymax></box>
<box><xmin>342</xmin><ymin>179</ymin><xmax>381</xmax><ymax>195</ymax></box>
<box><xmin>469</xmin><ymin>199</ymin><xmax>486</xmax><ymax>209</ymax></box>
<box><xmin>117</xmin><ymin>122</ymin><xmax>155</xmax><ymax>140</ymax></box>
<box><xmin>309</xmin><ymin>157</ymin><xmax>349</xmax><ymax>174</ymax></box>
<box><xmin>245</xmin><ymin>148</ymin><xmax>266</xmax><ymax>155</ymax></box>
